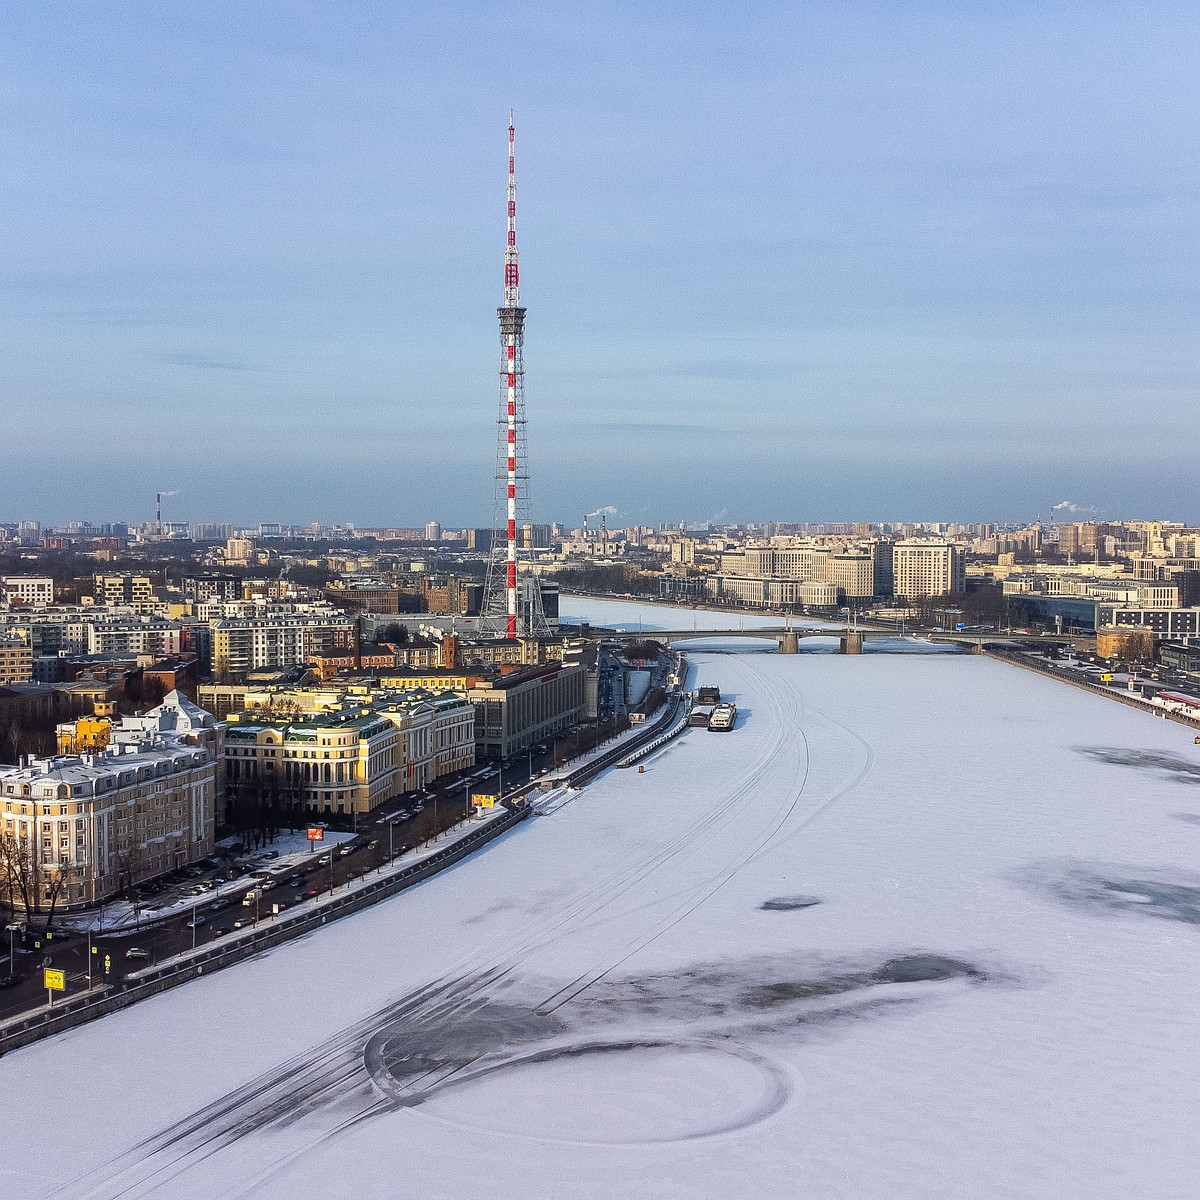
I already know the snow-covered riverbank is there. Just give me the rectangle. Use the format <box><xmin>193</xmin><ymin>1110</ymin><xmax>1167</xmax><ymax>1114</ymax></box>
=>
<box><xmin>2</xmin><ymin>609</ymin><xmax>1198</xmax><ymax>1199</ymax></box>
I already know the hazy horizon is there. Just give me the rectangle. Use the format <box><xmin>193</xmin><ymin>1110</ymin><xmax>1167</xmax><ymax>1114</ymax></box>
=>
<box><xmin>3</xmin><ymin>3</ymin><xmax>1199</xmax><ymax>526</ymax></box>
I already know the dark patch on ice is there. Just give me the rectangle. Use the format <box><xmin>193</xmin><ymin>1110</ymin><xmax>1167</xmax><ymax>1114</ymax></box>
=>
<box><xmin>740</xmin><ymin>955</ymin><xmax>985</xmax><ymax>1011</ymax></box>
<box><xmin>1074</xmin><ymin>746</ymin><xmax>1200</xmax><ymax>784</ymax></box>
<box><xmin>1024</xmin><ymin>861</ymin><xmax>1200</xmax><ymax>925</ymax></box>
<box><xmin>365</xmin><ymin>1002</ymin><xmax>566</xmax><ymax>1092</ymax></box>
<box><xmin>1171</xmin><ymin>812</ymin><xmax>1200</xmax><ymax>826</ymax></box>
<box><xmin>759</xmin><ymin>895</ymin><xmax>820</xmax><ymax>911</ymax></box>
<box><xmin>77</xmin><ymin>949</ymin><xmax>999</xmax><ymax>1193</ymax></box>
<box><xmin>873</xmin><ymin>954</ymin><xmax>983</xmax><ymax>984</ymax></box>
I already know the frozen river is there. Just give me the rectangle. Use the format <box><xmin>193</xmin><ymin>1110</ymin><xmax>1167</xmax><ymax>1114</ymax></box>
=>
<box><xmin>3</xmin><ymin>598</ymin><xmax>1199</xmax><ymax>1198</ymax></box>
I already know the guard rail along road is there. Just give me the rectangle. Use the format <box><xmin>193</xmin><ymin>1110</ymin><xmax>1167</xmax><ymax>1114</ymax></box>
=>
<box><xmin>0</xmin><ymin>651</ymin><xmax>690</xmax><ymax>1058</ymax></box>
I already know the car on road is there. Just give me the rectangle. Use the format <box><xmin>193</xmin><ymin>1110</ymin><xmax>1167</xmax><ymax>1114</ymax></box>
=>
<box><xmin>124</xmin><ymin>947</ymin><xmax>150</xmax><ymax>961</ymax></box>
<box><xmin>305</xmin><ymin>887</ymin><xmax>321</xmax><ymax>897</ymax></box>
<box><xmin>233</xmin><ymin>919</ymin><xmax>249</xmax><ymax>929</ymax></box>
<box><xmin>367</xmin><ymin>840</ymin><xmax>379</xmax><ymax>850</ymax></box>
<box><xmin>337</xmin><ymin>845</ymin><xmax>356</xmax><ymax>857</ymax></box>
<box><xmin>0</xmin><ymin>973</ymin><xmax>22</xmax><ymax>989</ymax></box>
<box><xmin>185</xmin><ymin>916</ymin><xmax>206</xmax><ymax>929</ymax></box>
<box><xmin>262</xmin><ymin>850</ymin><xmax>280</xmax><ymax>859</ymax></box>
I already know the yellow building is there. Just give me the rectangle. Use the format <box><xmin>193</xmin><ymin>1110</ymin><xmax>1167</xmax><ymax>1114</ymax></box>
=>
<box><xmin>56</xmin><ymin>716</ymin><xmax>112</xmax><ymax>755</ymax></box>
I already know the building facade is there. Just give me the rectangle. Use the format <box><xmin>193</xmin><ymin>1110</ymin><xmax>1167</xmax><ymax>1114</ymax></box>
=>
<box><xmin>210</xmin><ymin>613</ymin><xmax>356</xmax><ymax>678</ymax></box>
<box><xmin>892</xmin><ymin>540</ymin><xmax>965</xmax><ymax>599</ymax></box>
<box><xmin>0</xmin><ymin>733</ymin><xmax>216</xmax><ymax>912</ymax></box>
<box><xmin>1</xmin><ymin>576</ymin><xmax>54</xmax><ymax>606</ymax></box>
<box><xmin>222</xmin><ymin>688</ymin><xmax>476</xmax><ymax>815</ymax></box>
<box><xmin>0</xmin><ymin>635</ymin><xmax>33</xmax><ymax>685</ymax></box>
<box><xmin>468</xmin><ymin>663</ymin><xmax>587</xmax><ymax>759</ymax></box>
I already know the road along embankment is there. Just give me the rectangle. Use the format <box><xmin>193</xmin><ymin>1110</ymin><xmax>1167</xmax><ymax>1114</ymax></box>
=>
<box><xmin>983</xmin><ymin>648</ymin><xmax>1200</xmax><ymax>732</ymax></box>
<box><xmin>0</xmin><ymin>652</ymin><xmax>691</xmax><ymax>1058</ymax></box>
<box><xmin>0</xmin><ymin>806</ymin><xmax>529</xmax><ymax>1058</ymax></box>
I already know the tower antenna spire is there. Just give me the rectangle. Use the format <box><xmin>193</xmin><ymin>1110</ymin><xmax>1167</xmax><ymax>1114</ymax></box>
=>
<box><xmin>483</xmin><ymin>110</ymin><xmax>549</xmax><ymax>640</ymax></box>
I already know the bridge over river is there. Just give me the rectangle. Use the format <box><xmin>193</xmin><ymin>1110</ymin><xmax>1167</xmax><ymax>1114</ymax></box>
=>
<box><xmin>588</xmin><ymin>624</ymin><xmax>1094</xmax><ymax>654</ymax></box>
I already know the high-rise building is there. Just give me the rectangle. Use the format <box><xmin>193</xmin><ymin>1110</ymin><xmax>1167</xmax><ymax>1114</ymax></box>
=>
<box><xmin>892</xmin><ymin>540</ymin><xmax>965</xmax><ymax>599</ymax></box>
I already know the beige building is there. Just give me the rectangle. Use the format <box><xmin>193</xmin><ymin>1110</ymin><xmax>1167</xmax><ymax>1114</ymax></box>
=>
<box><xmin>0</xmin><ymin>730</ymin><xmax>216</xmax><ymax>912</ymax></box>
<box><xmin>0</xmin><ymin>634</ymin><xmax>33</xmax><ymax>685</ymax></box>
<box><xmin>210</xmin><ymin>613</ymin><xmax>356</xmax><ymax>678</ymax></box>
<box><xmin>892</xmin><ymin>540</ymin><xmax>965</xmax><ymax>600</ymax></box>
<box><xmin>223</xmin><ymin>689</ymin><xmax>476</xmax><ymax>815</ymax></box>
<box><xmin>468</xmin><ymin>663</ymin><xmax>587</xmax><ymax>759</ymax></box>
<box><xmin>225</xmin><ymin>537</ymin><xmax>254</xmax><ymax>565</ymax></box>
<box><xmin>93</xmin><ymin>574</ymin><xmax>157</xmax><ymax>613</ymax></box>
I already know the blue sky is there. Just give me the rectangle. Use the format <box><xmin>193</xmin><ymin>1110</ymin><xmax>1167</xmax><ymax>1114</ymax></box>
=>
<box><xmin>2</xmin><ymin>1</ymin><xmax>1198</xmax><ymax>527</ymax></box>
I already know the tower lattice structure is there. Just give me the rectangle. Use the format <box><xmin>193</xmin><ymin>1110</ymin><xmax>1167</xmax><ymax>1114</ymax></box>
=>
<box><xmin>482</xmin><ymin>112</ymin><xmax>550</xmax><ymax>639</ymax></box>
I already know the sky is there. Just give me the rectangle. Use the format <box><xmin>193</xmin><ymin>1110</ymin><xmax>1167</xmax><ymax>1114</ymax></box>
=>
<box><xmin>1</xmin><ymin>1</ymin><xmax>1199</xmax><ymax>528</ymax></box>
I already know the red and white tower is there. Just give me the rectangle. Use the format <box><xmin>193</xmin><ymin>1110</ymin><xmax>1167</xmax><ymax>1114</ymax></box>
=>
<box><xmin>483</xmin><ymin>111</ymin><xmax>549</xmax><ymax>639</ymax></box>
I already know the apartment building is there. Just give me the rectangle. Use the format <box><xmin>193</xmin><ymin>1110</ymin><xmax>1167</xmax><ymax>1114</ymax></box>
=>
<box><xmin>1</xmin><ymin>576</ymin><xmax>54</xmax><ymax>606</ymax></box>
<box><xmin>210</xmin><ymin>612</ymin><xmax>356</xmax><ymax>678</ymax></box>
<box><xmin>0</xmin><ymin>731</ymin><xmax>216</xmax><ymax>911</ymax></box>
<box><xmin>892</xmin><ymin>540</ymin><xmax>965</xmax><ymax>600</ymax></box>
<box><xmin>92</xmin><ymin>574</ymin><xmax>158</xmax><ymax>612</ymax></box>
<box><xmin>0</xmin><ymin>635</ymin><xmax>33</xmax><ymax>685</ymax></box>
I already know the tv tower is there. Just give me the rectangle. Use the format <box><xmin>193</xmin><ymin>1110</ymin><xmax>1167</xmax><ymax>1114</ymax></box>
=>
<box><xmin>483</xmin><ymin>111</ymin><xmax>549</xmax><ymax>639</ymax></box>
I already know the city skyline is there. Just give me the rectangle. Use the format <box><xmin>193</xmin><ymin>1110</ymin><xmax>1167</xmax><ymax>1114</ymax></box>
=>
<box><xmin>3</xmin><ymin>4</ymin><xmax>1199</xmax><ymax>524</ymax></box>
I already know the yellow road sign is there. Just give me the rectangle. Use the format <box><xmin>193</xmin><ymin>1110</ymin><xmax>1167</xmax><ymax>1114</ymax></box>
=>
<box><xmin>473</xmin><ymin>794</ymin><xmax>497</xmax><ymax>809</ymax></box>
<box><xmin>44</xmin><ymin>968</ymin><xmax>65</xmax><ymax>991</ymax></box>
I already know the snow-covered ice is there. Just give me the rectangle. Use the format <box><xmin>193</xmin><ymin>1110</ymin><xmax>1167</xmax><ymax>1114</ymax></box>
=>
<box><xmin>2</xmin><ymin>598</ymin><xmax>1199</xmax><ymax>1199</ymax></box>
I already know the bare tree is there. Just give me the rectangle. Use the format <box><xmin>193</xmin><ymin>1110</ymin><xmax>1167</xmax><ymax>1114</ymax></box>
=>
<box><xmin>114</xmin><ymin>842</ymin><xmax>142</xmax><ymax>927</ymax></box>
<box><xmin>0</xmin><ymin>829</ymin><xmax>36</xmax><ymax>921</ymax></box>
<box><xmin>41</xmin><ymin>860</ymin><xmax>69</xmax><ymax>933</ymax></box>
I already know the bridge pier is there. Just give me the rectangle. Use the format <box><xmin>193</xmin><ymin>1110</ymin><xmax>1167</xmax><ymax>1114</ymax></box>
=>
<box><xmin>840</xmin><ymin>631</ymin><xmax>864</xmax><ymax>655</ymax></box>
<box><xmin>778</xmin><ymin>629</ymin><xmax>799</xmax><ymax>654</ymax></box>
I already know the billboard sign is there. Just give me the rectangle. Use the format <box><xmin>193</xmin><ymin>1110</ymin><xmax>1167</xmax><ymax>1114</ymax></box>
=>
<box><xmin>306</xmin><ymin>826</ymin><xmax>325</xmax><ymax>842</ymax></box>
<box><xmin>473</xmin><ymin>794</ymin><xmax>497</xmax><ymax>809</ymax></box>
